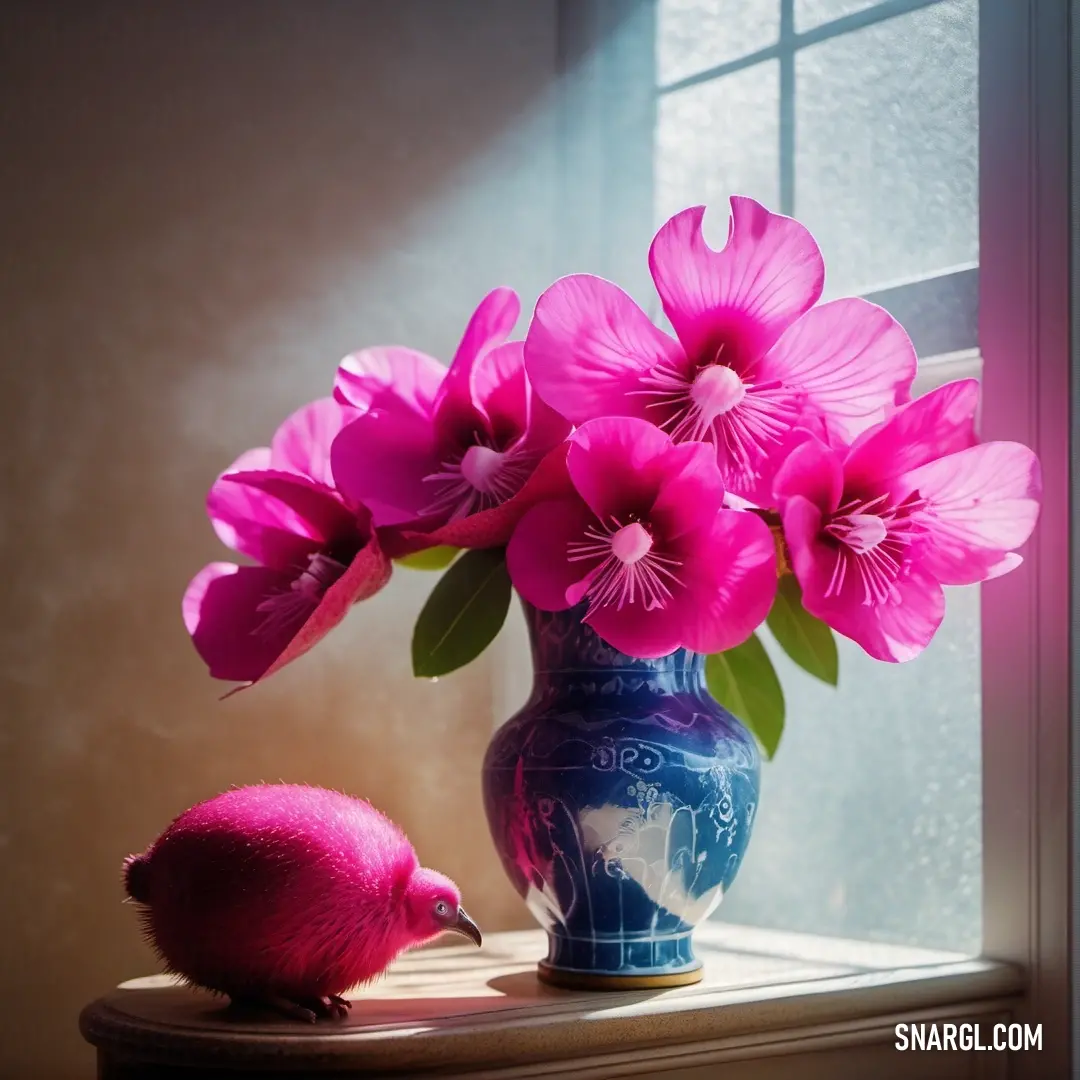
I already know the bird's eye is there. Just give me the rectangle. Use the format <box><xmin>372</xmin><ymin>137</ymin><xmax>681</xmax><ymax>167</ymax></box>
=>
<box><xmin>434</xmin><ymin>900</ymin><xmax>450</xmax><ymax>917</ymax></box>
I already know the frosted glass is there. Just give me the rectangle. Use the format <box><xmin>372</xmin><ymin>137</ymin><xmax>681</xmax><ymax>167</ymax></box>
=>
<box><xmin>649</xmin><ymin>0</ymin><xmax>983</xmax><ymax>954</ymax></box>
<box><xmin>497</xmin><ymin>568</ymin><xmax>983</xmax><ymax>953</ymax></box>
<box><xmin>795</xmin><ymin>0</ymin><xmax>880</xmax><ymax>32</ymax></box>
<box><xmin>656</xmin><ymin>63</ymin><xmax>780</xmax><ymax>235</ymax></box>
<box><xmin>717</xmin><ymin>587</ymin><xmax>981</xmax><ymax>954</ymax></box>
<box><xmin>657</xmin><ymin>0</ymin><xmax>779</xmax><ymax>86</ymax></box>
<box><xmin>794</xmin><ymin>0</ymin><xmax>978</xmax><ymax>296</ymax></box>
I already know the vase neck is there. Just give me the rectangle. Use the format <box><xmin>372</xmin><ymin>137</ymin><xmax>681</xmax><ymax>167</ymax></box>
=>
<box><xmin>522</xmin><ymin>602</ymin><xmax>703</xmax><ymax>678</ymax></box>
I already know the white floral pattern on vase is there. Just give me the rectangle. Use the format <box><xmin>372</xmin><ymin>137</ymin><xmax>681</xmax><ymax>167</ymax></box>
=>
<box><xmin>482</xmin><ymin>603</ymin><xmax>760</xmax><ymax>984</ymax></box>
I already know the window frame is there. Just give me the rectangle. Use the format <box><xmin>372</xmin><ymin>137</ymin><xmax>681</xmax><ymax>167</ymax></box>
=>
<box><xmin>553</xmin><ymin>0</ymin><xmax>1073</xmax><ymax>1072</ymax></box>
<box><xmin>978</xmin><ymin>2</ymin><xmax>1071</xmax><ymax>1076</ymax></box>
<box><xmin>655</xmin><ymin>0</ymin><xmax>979</xmax><ymax>360</ymax></box>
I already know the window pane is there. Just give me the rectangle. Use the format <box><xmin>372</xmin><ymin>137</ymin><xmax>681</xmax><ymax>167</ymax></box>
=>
<box><xmin>794</xmin><ymin>0</ymin><xmax>881</xmax><ymax>32</ymax></box>
<box><xmin>656</xmin><ymin>63</ymin><xmax>780</xmax><ymax>232</ymax></box>
<box><xmin>717</xmin><ymin>589</ymin><xmax>982</xmax><ymax>954</ymax></box>
<box><xmin>652</xmin><ymin>0</ymin><xmax>982</xmax><ymax>953</ymax></box>
<box><xmin>657</xmin><ymin>0</ymin><xmax>779</xmax><ymax>86</ymax></box>
<box><xmin>795</xmin><ymin>0</ymin><xmax>978</xmax><ymax>296</ymax></box>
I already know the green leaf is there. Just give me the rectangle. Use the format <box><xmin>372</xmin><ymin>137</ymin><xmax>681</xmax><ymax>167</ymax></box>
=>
<box><xmin>411</xmin><ymin>548</ymin><xmax>511</xmax><ymax>678</ymax></box>
<box><xmin>766</xmin><ymin>575</ymin><xmax>839</xmax><ymax>687</ymax></box>
<box><xmin>395</xmin><ymin>545</ymin><xmax>460</xmax><ymax>571</ymax></box>
<box><xmin>705</xmin><ymin>634</ymin><xmax>786</xmax><ymax>760</ymax></box>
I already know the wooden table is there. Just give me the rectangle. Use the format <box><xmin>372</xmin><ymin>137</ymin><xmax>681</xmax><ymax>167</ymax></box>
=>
<box><xmin>80</xmin><ymin>926</ymin><xmax>1023</xmax><ymax>1079</ymax></box>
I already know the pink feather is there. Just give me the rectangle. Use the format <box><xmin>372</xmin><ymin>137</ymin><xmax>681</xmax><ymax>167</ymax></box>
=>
<box><xmin>122</xmin><ymin>784</ymin><xmax>480</xmax><ymax>1022</ymax></box>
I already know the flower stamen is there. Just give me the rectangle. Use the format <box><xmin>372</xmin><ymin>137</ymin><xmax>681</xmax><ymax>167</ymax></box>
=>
<box><xmin>690</xmin><ymin>364</ymin><xmax>746</xmax><ymax>424</ymax></box>
<box><xmin>628</xmin><ymin>356</ymin><xmax>799</xmax><ymax>489</ymax></box>
<box><xmin>253</xmin><ymin>553</ymin><xmax>347</xmax><ymax>638</ymax></box>
<box><xmin>420</xmin><ymin>436</ymin><xmax>535</xmax><ymax>521</ymax></box>
<box><xmin>823</xmin><ymin>492</ymin><xmax>927</xmax><ymax>606</ymax></box>
<box><xmin>568</xmin><ymin>518</ymin><xmax>683</xmax><ymax>613</ymax></box>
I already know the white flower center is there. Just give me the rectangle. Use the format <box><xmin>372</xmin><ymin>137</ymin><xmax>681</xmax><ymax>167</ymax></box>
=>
<box><xmin>822</xmin><ymin>492</ymin><xmax>928</xmax><ymax>606</ymax></box>
<box><xmin>567</xmin><ymin>518</ymin><xmax>682</xmax><ymax>613</ymax></box>
<box><xmin>422</xmin><ymin>439</ymin><xmax>535</xmax><ymax>522</ymax></box>
<box><xmin>690</xmin><ymin>364</ymin><xmax>746</xmax><ymax>425</ymax></box>
<box><xmin>610</xmin><ymin>522</ymin><xmax>653</xmax><ymax>565</ymax></box>
<box><xmin>459</xmin><ymin>445</ymin><xmax>506</xmax><ymax>493</ymax></box>
<box><xmin>827</xmin><ymin>513</ymin><xmax>888</xmax><ymax>554</ymax></box>
<box><xmin>628</xmin><ymin>356</ymin><xmax>798</xmax><ymax>493</ymax></box>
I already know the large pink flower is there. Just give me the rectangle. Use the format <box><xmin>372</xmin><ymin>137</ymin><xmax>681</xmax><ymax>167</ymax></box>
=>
<box><xmin>524</xmin><ymin>198</ymin><xmax>917</xmax><ymax>505</ymax></box>
<box><xmin>773</xmin><ymin>380</ymin><xmax>1042</xmax><ymax>663</ymax></box>
<box><xmin>507</xmin><ymin>417</ymin><xmax>777</xmax><ymax>659</ymax></box>
<box><xmin>183</xmin><ymin>398</ymin><xmax>390</xmax><ymax>689</ymax></box>
<box><xmin>331</xmin><ymin>288</ymin><xmax>572</xmax><ymax>554</ymax></box>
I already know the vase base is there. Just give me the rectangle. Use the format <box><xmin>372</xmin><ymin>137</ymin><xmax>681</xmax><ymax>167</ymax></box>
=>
<box><xmin>536</xmin><ymin>960</ymin><xmax>704</xmax><ymax>992</ymax></box>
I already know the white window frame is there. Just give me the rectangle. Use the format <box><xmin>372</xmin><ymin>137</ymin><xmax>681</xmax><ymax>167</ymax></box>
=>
<box><xmin>553</xmin><ymin>1</ymin><xmax>1074</xmax><ymax>1073</ymax></box>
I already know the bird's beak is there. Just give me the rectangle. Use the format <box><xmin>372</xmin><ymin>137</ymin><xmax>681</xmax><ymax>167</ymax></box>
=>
<box><xmin>449</xmin><ymin>907</ymin><xmax>482</xmax><ymax>947</ymax></box>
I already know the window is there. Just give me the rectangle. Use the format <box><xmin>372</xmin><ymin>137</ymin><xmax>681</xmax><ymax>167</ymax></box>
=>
<box><xmin>655</xmin><ymin>0</ymin><xmax>978</xmax><ymax>347</ymax></box>
<box><xmin>656</xmin><ymin>0</ymin><xmax>983</xmax><ymax>954</ymax></box>
<box><xmin>512</xmin><ymin>3</ymin><xmax>1071</xmax><ymax>1065</ymax></box>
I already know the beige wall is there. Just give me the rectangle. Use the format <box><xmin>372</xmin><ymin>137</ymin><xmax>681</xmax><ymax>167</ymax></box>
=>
<box><xmin>0</xmin><ymin>2</ymin><xmax>564</xmax><ymax>1075</ymax></box>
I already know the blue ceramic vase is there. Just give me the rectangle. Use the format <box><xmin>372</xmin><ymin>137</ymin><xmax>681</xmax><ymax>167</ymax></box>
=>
<box><xmin>481</xmin><ymin>602</ymin><xmax>761</xmax><ymax>990</ymax></box>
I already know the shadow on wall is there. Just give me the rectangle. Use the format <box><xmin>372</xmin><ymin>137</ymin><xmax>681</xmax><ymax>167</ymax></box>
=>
<box><xmin>0</xmin><ymin>1</ymin><xmax>577</xmax><ymax>1075</ymax></box>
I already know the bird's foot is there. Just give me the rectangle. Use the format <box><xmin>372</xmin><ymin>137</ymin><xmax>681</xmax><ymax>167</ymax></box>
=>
<box><xmin>314</xmin><ymin>994</ymin><xmax>352</xmax><ymax>1020</ymax></box>
<box><xmin>231</xmin><ymin>992</ymin><xmax>352</xmax><ymax>1024</ymax></box>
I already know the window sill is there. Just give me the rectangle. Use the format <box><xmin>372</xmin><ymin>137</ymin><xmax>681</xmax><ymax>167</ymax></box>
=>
<box><xmin>81</xmin><ymin>925</ymin><xmax>1023</xmax><ymax>1078</ymax></box>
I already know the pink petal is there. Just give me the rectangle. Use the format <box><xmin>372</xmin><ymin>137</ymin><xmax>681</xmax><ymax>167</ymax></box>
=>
<box><xmin>520</xmin><ymin>380</ymin><xmax>573</xmax><ymax>457</ymax></box>
<box><xmin>524</xmin><ymin>274</ymin><xmax>685</xmax><ymax>424</ymax></box>
<box><xmin>755</xmin><ymin>298</ymin><xmax>917</xmax><ymax>443</ymax></box>
<box><xmin>778</xmin><ymin>494</ymin><xmax>830</xmax><ymax>597</ymax></box>
<box><xmin>183</xmin><ymin>562</ymin><xmax>302</xmax><ymax>683</ymax></box>
<box><xmin>474</xmin><ymin>340</ymin><xmax>572</xmax><ymax>455</ymax></box>
<box><xmin>224</xmin><ymin>447</ymin><xmax>272</xmax><ymax>473</ymax></box>
<box><xmin>648</xmin><ymin>199</ymin><xmax>824</xmax><ymax>364</ymax></box>
<box><xmin>329</xmin><ymin>408</ymin><xmax>440</xmax><ymax>527</ymax></box>
<box><xmin>222</xmin><ymin>469</ymin><xmax>358</xmax><ymax>544</ymax></box>
<box><xmin>333</xmin><ymin>345</ymin><xmax>444</xmax><ymax>420</ymax></box>
<box><xmin>450</xmin><ymin>286</ymin><xmax>521</xmax><ymax>378</ymax></box>
<box><xmin>585</xmin><ymin>601</ymin><xmax>685</xmax><ymax>660</ymax></box>
<box><xmin>984</xmin><ymin>552</ymin><xmax>1024</xmax><ymax>580</ymax></box>
<box><xmin>582</xmin><ymin>507</ymin><xmax>777</xmax><ymax>660</ymax></box>
<box><xmin>899</xmin><ymin>441</ymin><xmax>1042</xmax><ymax>585</ymax></box>
<box><xmin>207</xmin><ymin>477</ymin><xmax>321</xmax><ymax>570</ymax></box>
<box><xmin>739</xmin><ymin>417</ymin><xmax>826</xmax><ymax>510</ymax></box>
<box><xmin>566</xmin><ymin>417</ymin><xmax>673</xmax><ymax>523</ymax></box>
<box><xmin>772</xmin><ymin>436</ymin><xmax>844</xmax><ymax>514</ymax></box>
<box><xmin>783</xmin><ymin>497</ymin><xmax>945</xmax><ymax>663</ymax></box>
<box><xmin>258</xmin><ymin>533</ymin><xmax>391</xmax><ymax>685</ymax></box>
<box><xmin>207</xmin><ymin>448</ymin><xmax>319</xmax><ymax>568</ymax></box>
<box><xmin>843</xmin><ymin>379</ymin><xmax>980</xmax><ymax>493</ymax></box>
<box><xmin>811</xmin><ymin>565</ymin><xmax>945</xmax><ymax>663</ymax></box>
<box><xmin>470</xmin><ymin>340</ymin><xmax>527</xmax><ymax>445</ymax></box>
<box><xmin>386</xmin><ymin>442</ymin><xmax>573</xmax><ymax>555</ymax></box>
<box><xmin>857</xmin><ymin>572</ymin><xmax>946</xmax><ymax>662</ymax></box>
<box><xmin>668</xmin><ymin>508</ymin><xmax>777</xmax><ymax>654</ymax></box>
<box><xmin>648</xmin><ymin>441</ymin><xmax>727</xmax><ymax>541</ymax></box>
<box><xmin>435</xmin><ymin>287</ymin><xmax>521</xmax><ymax>436</ymax></box>
<box><xmin>506</xmin><ymin>497</ymin><xmax>594</xmax><ymax>611</ymax></box>
<box><xmin>184</xmin><ymin>537</ymin><xmax>391</xmax><ymax>690</ymax></box>
<box><xmin>269</xmin><ymin>397</ymin><xmax>355</xmax><ymax>488</ymax></box>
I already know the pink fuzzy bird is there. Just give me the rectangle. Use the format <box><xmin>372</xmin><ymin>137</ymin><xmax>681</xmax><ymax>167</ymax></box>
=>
<box><xmin>122</xmin><ymin>784</ymin><xmax>481</xmax><ymax>1023</ymax></box>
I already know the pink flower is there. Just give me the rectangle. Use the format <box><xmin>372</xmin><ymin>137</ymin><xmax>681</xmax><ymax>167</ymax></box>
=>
<box><xmin>773</xmin><ymin>380</ymin><xmax>1042</xmax><ymax>663</ymax></box>
<box><xmin>330</xmin><ymin>288</ymin><xmax>572</xmax><ymax>554</ymax></box>
<box><xmin>183</xmin><ymin>398</ymin><xmax>390</xmax><ymax>689</ymax></box>
<box><xmin>507</xmin><ymin>417</ymin><xmax>777</xmax><ymax>659</ymax></box>
<box><xmin>524</xmin><ymin>198</ymin><xmax>917</xmax><ymax>505</ymax></box>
